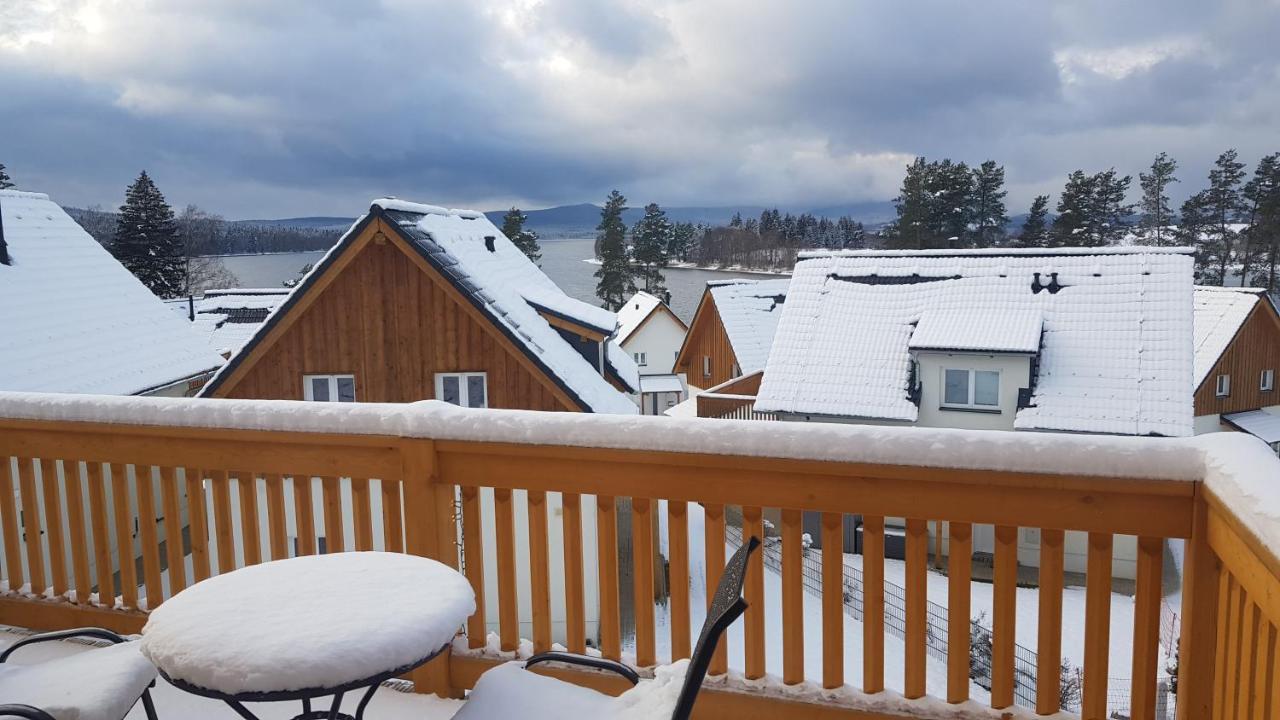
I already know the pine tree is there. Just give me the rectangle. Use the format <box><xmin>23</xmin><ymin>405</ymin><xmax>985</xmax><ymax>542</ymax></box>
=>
<box><xmin>631</xmin><ymin>203</ymin><xmax>672</xmax><ymax>296</ymax></box>
<box><xmin>0</xmin><ymin>163</ymin><xmax>13</xmax><ymax>190</ymax></box>
<box><xmin>500</xmin><ymin>207</ymin><xmax>542</xmax><ymax>264</ymax></box>
<box><xmin>1179</xmin><ymin>191</ymin><xmax>1221</xmax><ymax>283</ymax></box>
<box><xmin>113</xmin><ymin>171</ymin><xmax>184</xmax><ymax>298</ymax></box>
<box><xmin>593</xmin><ymin>190</ymin><xmax>635</xmax><ymax>311</ymax></box>
<box><xmin>1050</xmin><ymin>171</ymin><xmax>1092</xmax><ymax>246</ymax></box>
<box><xmin>885</xmin><ymin>157</ymin><xmax>934</xmax><ymax>249</ymax></box>
<box><xmin>1205</xmin><ymin>149</ymin><xmax>1247</xmax><ymax>284</ymax></box>
<box><xmin>1090</xmin><ymin>168</ymin><xmax>1135</xmax><ymax>244</ymax></box>
<box><xmin>1138</xmin><ymin>153</ymin><xmax>1178</xmax><ymax>245</ymax></box>
<box><xmin>1016</xmin><ymin>195</ymin><xmax>1051</xmax><ymax>247</ymax></box>
<box><xmin>969</xmin><ymin>160</ymin><xmax>1008</xmax><ymax>247</ymax></box>
<box><xmin>930</xmin><ymin>159</ymin><xmax>973</xmax><ymax>247</ymax></box>
<box><xmin>667</xmin><ymin>222</ymin><xmax>696</xmax><ymax>262</ymax></box>
<box><xmin>1240</xmin><ymin>154</ymin><xmax>1280</xmax><ymax>286</ymax></box>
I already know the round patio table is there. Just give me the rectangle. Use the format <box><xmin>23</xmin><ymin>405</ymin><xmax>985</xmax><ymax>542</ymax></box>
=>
<box><xmin>140</xmin><ymin>551</ymin><xmax>475</xmax><ymax>720</ymax></box>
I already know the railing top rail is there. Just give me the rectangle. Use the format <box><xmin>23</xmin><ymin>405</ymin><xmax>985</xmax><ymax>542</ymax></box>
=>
<box><xmin>697</xmin><ymin>393</ymin><xmax>758</xmax><ymax>401</ymax></box>
<box><xmin>0</xmin><ymin>391</ymin><xmax>1226</xmax><ymax>484</ymax></box>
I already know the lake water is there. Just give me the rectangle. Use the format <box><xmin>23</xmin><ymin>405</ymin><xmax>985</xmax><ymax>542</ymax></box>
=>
<box><xmin>216</xmin><ymin>238</ymin><xmax>786</xmax><ymax>323</ymax></box>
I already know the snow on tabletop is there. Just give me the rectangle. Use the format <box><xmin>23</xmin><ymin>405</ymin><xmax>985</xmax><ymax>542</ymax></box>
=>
<box><xmin>0</xmin><ymin>392</ymin><xmax>1208</xmax><ymax>483</ymax></box>
<box><xmin>757</xmin><ymin>248</ymin><xmax>1194</xmax><ymax>437</ymax></box>
<box><xmin>909</xmin><ymin>306</ymin><xmax>1042</xmax><ymax>353</ymax></box>
<box><xmin>707</xmin><ymin>278</ymin><xmax>791</xmax><ymax>373</ymax></box>
<box><xmin>1192</xmin><ymin>286</ymin><xmax>1262</xmax><ymax>387</ymax></box>
<box><xmin>614</xmin><ymin>290</ymin><xmax>663</xmax><ymax>344</ymax></box>
<box><xmin>0</xmin><ymin>189</ymin><xmax>226</xmax><ymax>394</ymax></box>
<box><xmin>375</xmin><ymin>199</ymin><xmax>637</xmax><ymax>415</ymax></box>
<box><xmin>140</xmin><ymin>552</ymin><xmax>474</xmax><ymax>695</ymax></box>
<box><xmin>0</xmin><ymin>639</ymin><xmax>157</xmax><ymax>720</ymax></box>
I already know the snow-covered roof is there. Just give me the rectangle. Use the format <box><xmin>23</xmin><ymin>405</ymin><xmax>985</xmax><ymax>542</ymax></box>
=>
<box><xmin>1222</xmin><ymin>410</ymin><xmax>1280</xmax><ymax>445</ymax></box>
<box><xmin>1193</xmin><ymin>286</ymin><xmax>1264</xmax><ymax>388</ymax></box>
<box><xmin>707</xmin><ymin>279</ymin><xmax>791</xmax><ymax>373</ymax></box>
<box><xmin>639</xmin><ymin>374</ymin><xmax>684</xmax><ymax>394</ymax></box>
<box><xmin>615</xmin><ymin>291</ymin><xmax>663</xmax><ymax>344</ymax></box>
<box><xmin>0</xmin><ymin>190</ymin><xmax>225</xmax><ymax>395</ymax></box>
<box><xmin>756</xmin><ymin>247</ymin><xmax>1195</xmax><ymax>437</ymax></box>
<box><xmin>909</xmin><ymin>307</ymin><xmax>1042</xmax><ymax>353</ymax></box>
<box><xmin>191</xmin><ymin>289</ymin><xmax>291</xmax><ymax>356</ymax></box>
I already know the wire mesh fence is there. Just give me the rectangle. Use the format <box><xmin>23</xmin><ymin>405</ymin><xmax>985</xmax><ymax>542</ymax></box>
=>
<box><xmin>725</xmin><ymin>520</ymin><xmax>1173</xmax><ymax>718</ymax></box>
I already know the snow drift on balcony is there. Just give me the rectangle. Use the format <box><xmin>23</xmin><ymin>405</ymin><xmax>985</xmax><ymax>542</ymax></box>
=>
<box><xmin>0</xmin><ymin>190</ymin><xmax>226</xmax><ymax>394</ymax></box>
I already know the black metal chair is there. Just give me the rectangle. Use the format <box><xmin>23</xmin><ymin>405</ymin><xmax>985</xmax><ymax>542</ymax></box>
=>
<box><xmin>455</xmin><ymin>536</ymin><xmax>760</xmax><ymax>720</ymax></box>
<box><xmin>0</xmin><ymin>628</ymin><xmax>159</xmax><ymax>720</ymax></box>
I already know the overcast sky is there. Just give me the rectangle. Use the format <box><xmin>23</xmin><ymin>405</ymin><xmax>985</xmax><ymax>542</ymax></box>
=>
<box><xmin>2</xmin><ymin>0</ymin><xmax>1279</xmax><ymax>219</ymax></box>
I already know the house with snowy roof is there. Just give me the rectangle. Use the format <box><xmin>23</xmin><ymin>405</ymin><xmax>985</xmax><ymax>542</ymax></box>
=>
<box><xmin>178</xmin><ymin>288</ymin><xmax>291</xmax><ymax>358</ymax></box>
<box><xmin>201</xmin><ymin>198</ymin><xmax>639</xmax><ymax>412</ymax></box>
<box><xmin>746</xmin><ymin>246</ymin><xmax>1197</xmax><ymax>579</ymax></box>
<box><xmin>674</xmin><ymin>278</ymin><xmax>789</xmax><ymax>393</ymax></box>
<box><xmin>1192</xmin><ymin>286</ymin><xmax>1280</xmax><ymax>446</ymax></box>
<box><xmin>0</xmin><ymin>189</ymin><xmax>225</xmax><ymax>396</ymax></box>
<box><xmin>614</xmin><ymin>291</ymin><xmax>689</xmax><ymax>414</ymax></box>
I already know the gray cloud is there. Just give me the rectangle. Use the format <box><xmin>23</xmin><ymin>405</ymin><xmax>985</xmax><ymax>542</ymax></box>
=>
<box><xmin>1</xmin><ymin>0</ymin><xmax>1279</xmax><ymax>218</ymax></box>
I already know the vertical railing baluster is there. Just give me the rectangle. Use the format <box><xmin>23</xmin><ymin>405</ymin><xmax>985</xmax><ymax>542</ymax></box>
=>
<box><xmin>134</xmin><ymin>464</ymin><xmax>164</xmax><ymax>608</ymax></box>
<box><xmin>1176</xmin><ymin>497</ymin><xmax>1220</xmax><ymax>720</ymax></box>
<box><xmin>0</xmin><ymin>458</ymin><xmax>22</xmax><ymax>592</ymax></box>
<box><xmin>782</xmin><ymin>507</ymin><xmax>804</xmax><ymax>685</ymax></box>
<box><xmin>1083</xmin><ymin>532</ymin><xmax>1113</xmax><ymax>718</ymax></box>
<box><xmin>321</xmin><ymin>476</ymin><xmax>343</xmax><ymax>553</ymax></box>
<box><xmin>904</xmin><ymin>518</ymin><xmax>928</xmax><ymax>699</ymax></box>
<box><xmin>211</xmin><ymin>470</ymin><xmax>235</xmax><ymax>573</ymax></box>
<box><xmin>862</xmin><ymin>515</ymin><xmax>885</xmax><ymax>694</ymax></box>
<box><xmin>743</xmin><ymin>505</ymin><xmax>766</xmax><ymax>679</ymax></box>
<box><xmin>293</xmin><ymin>475</ymin><xmax>316</xmax><ymax>556</ymax></box>
<box><xmin>161</xmin><ymin>467</ymin><xmax>187</xmax><ymax>595</ymax></box>
<box><xmin>186</xmin><ymin>468</ymin><xmax>212</xmax><ymax>582</ymax></box>
<box><xmin>528</xmin><ymin>490</ymin><xmax>552</xmax><ymax>654</ymax></box>
<box><xmin>632</xmin><ymin>497</ymin><xmax>656</xmax><ymax>667</ymax></box>
<box><xmin>40</xmin><ymin>458</ymin><xmax>67</xmax><ymax>597</ymax></box>
<box><xmin>703</xmin><ymin>502</ymin><xmax>727</xmax><ymax>675</ymax></box>
<box><xmin>821</xmin><ymin>511</ymin><xmax>844</xmax><ymax>690</ymax></box>
<box><xmin>947</xmin><ymin>522</ymin><xmax>972</xmax><ymax>704</ymax></box>
<box><xmin>1130</xmin><ymin>536</ymin><xmax>1163</xmax><ymax>720</ymax></box>
<box><xmin>597</xmin><ymin>494</ymin><xmax>622</xmax><ymax>661</ymax></box>
<box><xmin>86</xmin><ymin>462</ymin><xmax>112</xmax><ymax>604</ymax></box>
<box><xmin>381</xmin><ymin>480</ymin><xmax>404</xmax><ymax>553</ymax></box>
<box><xmin>63</xmin><ymin>461</ymin><xmax>92</xmax><ymax>604</ymax></box>
<box><xmin>562</xmin><ymin>492</ymin><xmax>586</xmax><ymax>654</ymax></box>
<box><xmin>494</xmin><ymin>488</ymin><xmax>519</xmax><ymax>653</ymax></box>
<box><xmin>1036</xmin><ymin>528</ymin><xmax>1065</xmax><ymax>715</ymax></box>
<box><xmin>109</xmin><ymin>463</ymin><xmax>138</xmax><ymax>609</ymax></box>
<box><xmin>992</xmin><ymin>524</ymin><xmax>1017</xmax><ymax>710</ymax></box>
<box><xmin>460</xmin><ymin>486</ymin><xmax>486</xmax><ymax>649</ymax></box>
<box><xmin>351</xmin><ymin>478</ymin><xmax>374</xmax><ymax>551</ymax></box>
<box><xmin>265</xmin><ymin>473</ymin><xmax>289</xmax><ymax>561</ymax></box>
<box><xmin>238</xmin><ymin>472</ymin><xmax>262</xmax><ymax>566</ymax></box>
<box><xmin>666</xmin><ymin>499</ymin><xmax>690</xmax><ymax>661</ymax></box>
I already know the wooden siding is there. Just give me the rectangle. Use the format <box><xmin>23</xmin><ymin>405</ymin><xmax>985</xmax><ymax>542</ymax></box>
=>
<box><xmin>674</xmin><ymin>292</ymin><xmax>740</xmax><ymax>388</ymax></box>
<box><xmin>1195</xmin><ymin>301</ymin><xmax>1280</xmax><ymax>416</ymax></box>
<box><xmin>212</xmin><ymin>221</ymin><xmax>577</xmax><ymax>411</ymax></box>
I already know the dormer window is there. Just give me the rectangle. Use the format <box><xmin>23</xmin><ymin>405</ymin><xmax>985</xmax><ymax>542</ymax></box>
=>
<box><xmin>1216</xmin><ymin>374</ymin><xmax>1231</xmax><ymax>398</ymax></box>
<box><xmin>942</xmin><ymin>368</ymin><xmax>1000</xmax><ymax>410</ymax></box>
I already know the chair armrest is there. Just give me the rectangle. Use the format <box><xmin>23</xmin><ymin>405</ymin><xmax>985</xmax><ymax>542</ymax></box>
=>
<box><xmin>0</xmin><ymin>628</ymin><xmax>129</xmax><ymax>664</ymax></box>
<box><xmin>524</xmin><ymin>651</ymin><xmax>640</xmax><ymax>685</ymax></box>
<box><xmin>0</xmin><ymin>704</ymin><xmax>56</xmax><ymax>720</ymax></box>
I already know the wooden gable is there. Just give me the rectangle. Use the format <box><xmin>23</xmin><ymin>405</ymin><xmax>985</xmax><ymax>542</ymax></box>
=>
<box><xmin>207</xmin><ymin>217</ymin><xmax>581</xmax><ymax>411</ymax></box>
<box><xmin>1195</xmin><ymin>298</ymin><xmax>1280</xmax><ymax>416</ymax></box>
<box><xmin>673</xmin><ymin>290</ymin><xmax>739</xmax><ymax>390</ymax></box>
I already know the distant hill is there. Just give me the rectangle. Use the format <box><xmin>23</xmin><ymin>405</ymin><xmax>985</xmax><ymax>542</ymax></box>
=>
<box><xmin>232</xmin><ymin>201</ymin><xmax>902</xmax><ymax>238</ymax></box>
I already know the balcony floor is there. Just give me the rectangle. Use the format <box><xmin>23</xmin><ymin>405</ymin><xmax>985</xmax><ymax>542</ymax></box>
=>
<box><xmin>1</xmin><ymin>625</ymin><xmax>465</xmax><ymax>719</ymax></box>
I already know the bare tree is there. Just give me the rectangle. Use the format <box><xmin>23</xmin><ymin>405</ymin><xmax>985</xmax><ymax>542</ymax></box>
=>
<box><xmin>175</xmin><ymin>205</ymin><xmax>239</xmax><ymax>295</ymax></box>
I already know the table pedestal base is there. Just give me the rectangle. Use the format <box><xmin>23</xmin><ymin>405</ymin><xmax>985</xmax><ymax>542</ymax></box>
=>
<box><xmin>224</xmin><ymin>683</ymin><xmax>380</xmax><ymax>720</ymax></box>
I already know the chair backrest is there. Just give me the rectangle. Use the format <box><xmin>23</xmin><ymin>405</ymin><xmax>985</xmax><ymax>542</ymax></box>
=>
<box><xmin>670</xmin><ymin>536</ymin><xmax>760</xmax><ymax>720</ymax></box>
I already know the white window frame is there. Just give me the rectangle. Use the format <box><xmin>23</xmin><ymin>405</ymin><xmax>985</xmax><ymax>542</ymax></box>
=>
<box><xmin>1262</xmin><ymin>369</ymin><xmax>1274</xmax><ymax>392</ymax></box>
<box><xmin>1216</xmin><ymin>374</ymin><xmax>1231</xmax><ymax>398</ymax></box>
<box><xmin>435</xmin><ymin>372</ymin><xmax>488</xmax><ymax>408</ymax></box>
<box><xmin>634</xmin><ymin>352</ymin><xmax>647</xmax><ymax>367</ymax></box>
<box><xmin>303</xmin><ymin>374</ymin><xmax>356</xmax><ymax>402</ymax></box>
<box><xmin>703</xmin><ymin>356</ymin><xmax>712</xmax><ymax>377</ymax></box>
<box><xmin>940</xmin><ymin>367</ymin><xmax>1001</xmax><ymax>410</ymax></box>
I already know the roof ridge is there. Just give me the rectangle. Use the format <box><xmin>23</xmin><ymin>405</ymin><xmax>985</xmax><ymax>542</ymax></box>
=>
<box><xmin>800</xmin><ymin>246</ymin><xmax>1196</xmax><ymax>260</ymax></box>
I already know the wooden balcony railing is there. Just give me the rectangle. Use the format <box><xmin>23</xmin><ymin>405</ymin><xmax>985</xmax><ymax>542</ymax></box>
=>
<box><xmin>696</xmin><ymin>371</ymin><xmax>776</xmax><ymax>420</ymax></box>
<box><xmin>0</xmin><ymin>393</ymin><xmax>1276</xmax><ymax>719</ymax></box>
